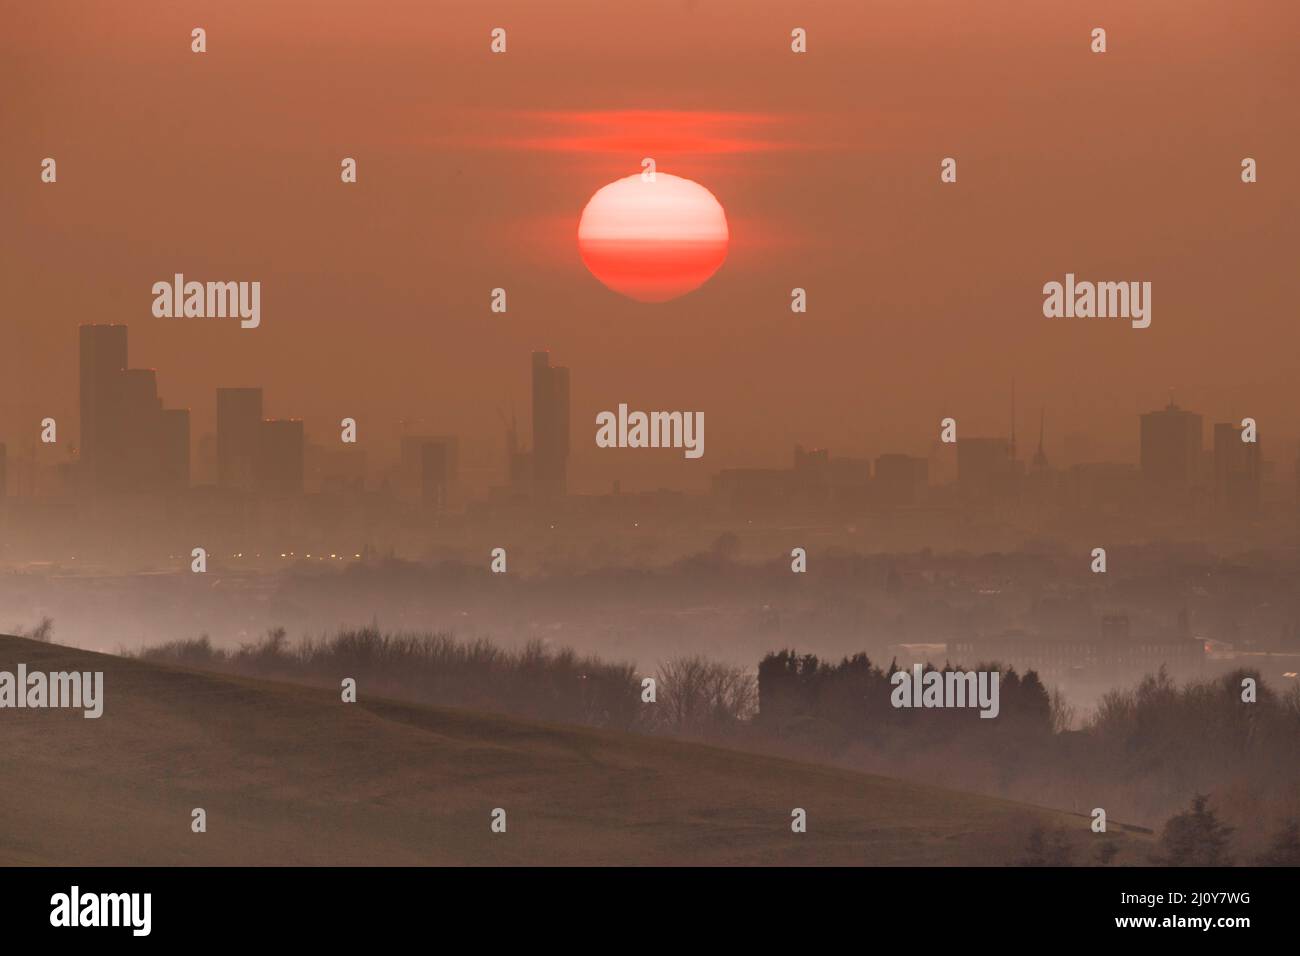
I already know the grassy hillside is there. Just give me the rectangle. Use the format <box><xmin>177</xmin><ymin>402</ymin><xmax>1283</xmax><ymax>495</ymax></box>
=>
<box><xmin>0</xmin><ymin>634</ymin><xmax>1148</xmax><ymax>865</ymax></box>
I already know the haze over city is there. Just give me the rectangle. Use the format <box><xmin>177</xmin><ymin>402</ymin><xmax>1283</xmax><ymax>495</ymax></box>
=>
<box><xmin>4</xmin><ymin>0</ymin><xmax>1299</xmax><ymax>496</ymax></box>
<box><xmin>2</xmin><ymin>0</ymin><xmax>1299</xmax><ymax>894</ymax></box>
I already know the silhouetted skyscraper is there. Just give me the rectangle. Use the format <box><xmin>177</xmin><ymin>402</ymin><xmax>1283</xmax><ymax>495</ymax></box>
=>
<box><xmin>160</xmin><ymin>408</ymin><xmax>191</xmax><ymax>490</ymax></box>
<box><xmin>1213</xmin><ymin>422</ymin><xmax>1261</xmax><ymax>515</ymax></box>
<box><xmin>531</xmin><ymin>350</ymin><xmax>570</xmax><ymax>497</ymax></box>
<box><xmin>256</xmin><ymin>419</ymin><xmax>304</xmax><ymax>496</ymax></box>
<box><xmin>1140</xmin><ymin>401</ymin><xmax>1202</xmax><ymax>492</ymax></box>
<box><xmin>216</xmin><ymin>387</ymin><xmax>263</xmax><ymax>490</ymax></box>
<box><xmin>113</xmin><ymin>368</ymin><xmax>162</xmax><ymax>491</ymax></box>
<box><xmin>400</xmin><ymin>435</ymin><xmax>458</xmax><ymax>508</ymax></box>
<box><xmin>78</xmin><ymin>324</ymin><xmax>128</xmax><ymax>492</ymax></box>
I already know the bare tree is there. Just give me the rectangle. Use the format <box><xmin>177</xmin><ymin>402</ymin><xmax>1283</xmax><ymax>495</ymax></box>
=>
<box><xmin>1049</xmin><ymin>687</ymin><xmax>1076</xmax><ymax>734</ymax></box>
<box><xmin>655</xmin><ymin>656</ymin><xmax>757</xmax><ymax>739</ymax></box>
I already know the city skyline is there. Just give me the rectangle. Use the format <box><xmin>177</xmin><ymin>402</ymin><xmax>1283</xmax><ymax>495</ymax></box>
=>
<box><xmin>4</xmin><ymin>2</ymin><xmax>1298</xmax><ymax>497</ymax></box>
<box><xmin>2</xmin><ymin>0</ymin><xmax>1298</xmax><ymax>891</ymax></box>
<box><xmin>0</xmin><ymin>323</ymin><xmax>1281</xmax><ymax>514</ymax></box>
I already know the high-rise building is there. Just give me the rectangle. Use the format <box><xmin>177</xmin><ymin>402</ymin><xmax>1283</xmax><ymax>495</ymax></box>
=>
<box><xmin>1213</xmin><ymin>422</ymin><xmax>1261</xmax><ymax>514</ymax></box>
<box><xmin>531</xmin><ymin>350</ymin><xmax>570</xmax><ymax>497</ymax></box>
<box><xmin>78</xmin><ymin>324</ymin><xmax>128</xmax><ymax>492</ymax></box>
<box><xmin>114</xmin><ymin>368</ymin><xmax>163</xmax><ymax>491</ymax></box>
<box><xmin>0</xmin><ymin>442</ymin><xmax>7</xmax><ymax>500</ymax></box>
<box><xmin>216</xmin><ymin>387</ymin><xmax>263</xmax><ymax>490</ymax></box>
<box><xmin>160</xmin><ymin>408</ymin><xmax>191</xmax><ymax>490</ymax></box>
<box><xmin>1140</xmin><ymin>401</ymin><xmax>1202</xmax><ymax>491</ymax></box>
<box><xmin>256</xmin><ymin>419</ymin><xmax>304</xmax><ymax>496</ymax></box>
<box><xmin>400</xmin><ymin>435</ymin><xmax>459</xmax><ymax>507</ymax></box>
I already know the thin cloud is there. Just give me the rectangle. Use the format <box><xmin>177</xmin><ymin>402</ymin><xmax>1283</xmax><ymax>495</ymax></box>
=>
<box><xmin>438</xmin><ymin>109</ymin><xmax>818</xmax><ymax>155</ymax></box>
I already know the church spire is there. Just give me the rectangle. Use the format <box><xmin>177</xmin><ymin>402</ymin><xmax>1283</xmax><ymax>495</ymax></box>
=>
<box><xmin>1033</xmin><ymin>409</ymin><xmax>1049</xmax><ymax>470</ymax></box>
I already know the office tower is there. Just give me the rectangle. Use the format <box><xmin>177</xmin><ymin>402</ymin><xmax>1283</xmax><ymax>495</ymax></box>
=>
<box><xmin>957</xmin><ymin>437</ymin><xmax>1016</xmax><ymax>500</ymax></box>
<box><xmin>1213</xmin><ymin>422</ymin><xmax>1261</xmax><ymax>515</ymax></box>
<box><xmin>1140</xmin><ymin>401</ymin><xmax>1202</xmax><ymax>491</ymax></box>
<box><xmin>400</xmin><ymin>435</ymin><xmax>459</xmax><ymax>507</ymax></box>
<box><xmin>875</xmin><ymin>453</ymin><xmax>929</xmax><ymax>506</ymax></box>
<box><xmin>113</xmin><ymin>368</ymin><xmax>163</xmax><ymax>492</ymax></box>
<box><xmin>160</xmin><ymin>408</ymin><xmax>191</xmax><ymax>490</ymax></box>
<box><xmin>531</xmin><ymin>350</ymin><xmax>570</xmax><ymax>497</ymax></box>
<box><xmin>216</xmin><ymin>387</ymin><xmax>263</xmax><ymax>490</ymax></box>
<box><xmin>256</xmin><ymin>419</ymin><xmax>304</xmax><ymax>495</ymax></box>
<box><xmin>78</xmin><ymin>324</ymin><xmax>128</xmax><ymax>491</ymax></box>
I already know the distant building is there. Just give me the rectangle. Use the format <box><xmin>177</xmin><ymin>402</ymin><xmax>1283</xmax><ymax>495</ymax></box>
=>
<box><xmin>400</xmin><ymin>435</ymin><xmax>459</xmax><ymax>508</ymax></box>
<box><xmin>307</xmin><ymin>443</ymin><xmax>366</xmax><ymax>494</ymax></box>
<box><xmin>78</xmin><ymin>324</ymin><xmax>128</xmax><ymax>492</ymax></box>
<box><xmin>949</xmin><ymin>615</ymin><xmax>1203</xmax><ymax>683</ymax></box>
<box><xmin>1031</xmin><ymin>411</ymin><xmax>1049</xmax><ymax>471</ymax></box>
<box><xmin>505</xmin><ymin>415</ymin><xmax>531</xmax><ymax>493</ymax></box>
<box><xmin>712</xmin><ymin>468</ymin><xmax>790</xmax><ymax>510</ymax></box>
<box><xmin>792</xmin><ymin>445</ymin><xmax>831</xmax><ymax>505</ymax></box>
<box><xmin>957</xmin><ymin>437</ymin><xmax>1016</xmax><ymax>500</ymax></box>
<box><xmin>1140</xmin><ymin>401</ymin><xmax>1202</xmax><ymax>492</ymax></box>
<box><xmin>256</xmin><ymin>419</ymin><xmax>304</xmax><ymax>496</ymax></box>
<box><xmin>160</xmin><ymin>408</ymin><xmax>191</xmax><ymax>490</ymax></box>
<box><xmin>114</xmin><ymin>368</ymin><xmax>162</xmax><ymax>492</ymax></box>
<box><xmin>828</xmin><ymin>456</ymin><xmax>872</xmax><ymax>507</ymax></box>
<box><xmin>1064</xmin><ymin>462</ymin><xmax>1140</xmax><ymax>510</ymax></box>
<box><xmin>216</xmin><ymin>387</ymin><xmax>263</xmax><ymax>490</ymax></box>
<box><xmin>531</xmin><ymin>350</ymin><xmax>570</xmax><ymax>497</ymax></box>
<box><xmin>0</xmin><ymin>442</ymin><xmax>6</xmax><ymax>500</ymax></box>
<box><xmin>874</xmin><ymin>453</ymin><xmax>928</xmax><ymax>506</ymax></box>
<box><xmin>1213</xmin><ymin>422</ymin><xmax>1261</xmax><ymax>515</ymax></box>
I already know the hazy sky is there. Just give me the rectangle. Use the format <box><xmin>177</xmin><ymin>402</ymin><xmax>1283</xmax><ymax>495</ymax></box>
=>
<box><xmin>3</xmin><ymin>0</ymin><xmax>1298</xmax><ymax>492</ymax></box>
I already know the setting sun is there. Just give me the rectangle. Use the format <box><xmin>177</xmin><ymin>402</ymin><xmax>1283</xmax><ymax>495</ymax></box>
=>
<box><xmin>577</xmin><ymin>172</ymin><xmax>729</xmax><ymax>303</ymax></box>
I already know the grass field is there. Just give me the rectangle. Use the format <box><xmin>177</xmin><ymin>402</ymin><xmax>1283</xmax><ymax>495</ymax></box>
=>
<box><xmin>0</xmin><ymin>634</ymin><xmax>1148</xmax><ymax>865</ymax></box>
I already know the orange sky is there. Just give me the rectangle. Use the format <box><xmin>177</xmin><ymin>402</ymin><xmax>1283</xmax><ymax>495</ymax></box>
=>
<box><xmin>3</xmin><ymin>0</ymin><xmax>1298</xmax><ymax>492</ymax></box>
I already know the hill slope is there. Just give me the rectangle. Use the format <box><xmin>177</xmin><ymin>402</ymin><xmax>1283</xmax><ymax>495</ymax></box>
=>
<box><xmin>0</xmin><ymin>635</ymin><xmax>1146</xmax><ymax>865</ymax></box>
